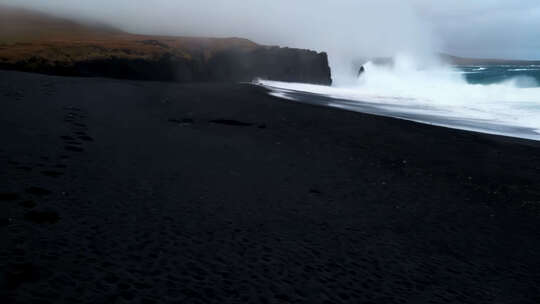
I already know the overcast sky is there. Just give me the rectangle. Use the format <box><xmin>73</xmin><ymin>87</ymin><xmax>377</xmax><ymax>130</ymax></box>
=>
<box><xmin>2</xmin><ymin>0</ymin><xmax>539</xmax><ymax>60</ymax></box>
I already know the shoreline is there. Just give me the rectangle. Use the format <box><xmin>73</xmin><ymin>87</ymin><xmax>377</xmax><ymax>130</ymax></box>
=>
<box><xmin>258</xmin><ymin>80</ymin><xmax>540</xmax><ymax>142</ymax></box>
<box><xmin>2</xmin><ymin>70</ymin><xmax>540</xmax><ymax>303</ymax></box>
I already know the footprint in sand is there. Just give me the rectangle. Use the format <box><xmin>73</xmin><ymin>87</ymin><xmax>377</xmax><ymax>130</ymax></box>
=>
<box><xmin>61</xmin><ymin>107</ymin><xmax>94</xmax><ymax>153</ymax></box>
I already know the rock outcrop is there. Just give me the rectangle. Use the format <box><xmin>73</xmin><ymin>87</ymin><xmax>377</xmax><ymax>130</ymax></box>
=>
<box><xmin>206</xmin><ymin>47</ymin><xmax>332</xmax><ymax>85</ymax></box>
<box><xmin>0</xmin><ymin>47</ymin><xmax>332</xmax><ymax>85</ymax></box>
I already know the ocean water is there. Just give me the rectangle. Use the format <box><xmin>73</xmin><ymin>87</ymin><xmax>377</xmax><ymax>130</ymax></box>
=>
<box><xmin>462</xmin><ymin>65</ymin><xmax>540</xmax><ymax>86</ymax></box>
<box><xmin>258</xmin><ymin>60</ymin><xmax>540</xmax><ymax>141</ymax></box>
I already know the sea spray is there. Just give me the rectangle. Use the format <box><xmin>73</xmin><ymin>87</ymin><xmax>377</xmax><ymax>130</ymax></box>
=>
<box><xmin>259</xmin><ymin>54</ymin><xmax>540</xmax><ymax>140</ymax></box>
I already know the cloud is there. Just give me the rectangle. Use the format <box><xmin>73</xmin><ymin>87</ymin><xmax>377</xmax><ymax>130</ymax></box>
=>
<box><xmin>1</xmin><ymin>0</ymin><xmax>539</xmax><ymax>59</ymax></box>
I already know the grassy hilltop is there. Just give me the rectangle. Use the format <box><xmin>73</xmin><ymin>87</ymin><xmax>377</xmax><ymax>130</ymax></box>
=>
<box><xmin>0</xmin><ymin>6</ymin><xmax>332</xmax><ymax>84</ymax></box>
<box><xmin>0</xmin><ymin>6</ymin><xmax>257</xmax><ymax>64</ymax></box>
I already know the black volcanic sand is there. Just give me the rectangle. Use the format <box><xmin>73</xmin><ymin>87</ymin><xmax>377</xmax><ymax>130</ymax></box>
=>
<box><xmin>1</xmin><ymin>70</ymin><xmax>540</xmax><ymax>303</ymax></box>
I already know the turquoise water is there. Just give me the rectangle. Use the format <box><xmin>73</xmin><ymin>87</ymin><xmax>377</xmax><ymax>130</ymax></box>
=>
<box><xmin>460</xmin><ymin>65</ymin><xmax>540</xmax><ymax>87</ymax></box>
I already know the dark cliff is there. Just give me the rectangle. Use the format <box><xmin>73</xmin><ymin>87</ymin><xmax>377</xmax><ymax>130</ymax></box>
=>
<box><xmin>0</xmin><ymin>47</ymin><xmax>332</xmax><ymax>85</ymax></box>
<box><xmin>205</xmin><ymin>47</ymin><xmax>331</xmax><ymax>85</ymax></box>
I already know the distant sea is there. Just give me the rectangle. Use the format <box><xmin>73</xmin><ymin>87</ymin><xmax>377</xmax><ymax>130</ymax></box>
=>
<box><xmin>462</xmin><ymin>65</ymin><xmax>540</xmax><ymax>87</ymax></box>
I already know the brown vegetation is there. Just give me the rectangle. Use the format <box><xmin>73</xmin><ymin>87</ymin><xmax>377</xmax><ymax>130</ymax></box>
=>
<box><xmin>0</xmin><ymin>6</ymin><xmax>331</xmax><ymax>85</ymax></box>
<box><xmin>0</xmin><ymin>5</ymin><xmax>257</xmax><ymax>65</ymax></box>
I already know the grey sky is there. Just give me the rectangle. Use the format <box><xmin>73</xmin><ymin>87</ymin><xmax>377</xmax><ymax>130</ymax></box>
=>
<box><xmin>2</xmin><ymin>0</ymin><xmax>539</xmax><ymax>60</ymax></box>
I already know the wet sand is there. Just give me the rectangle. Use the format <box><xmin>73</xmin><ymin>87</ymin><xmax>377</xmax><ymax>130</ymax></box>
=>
<box><xmin>1</xmin><ymin>70</ymin><xmax>540</xmax><ymax>303</ymax></box>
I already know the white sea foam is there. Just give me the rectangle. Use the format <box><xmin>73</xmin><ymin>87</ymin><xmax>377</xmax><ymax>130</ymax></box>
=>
<box><xmin>258</xmin><ymin>54</ymin><xmax>540</xmax><ymax>140</ymax></box>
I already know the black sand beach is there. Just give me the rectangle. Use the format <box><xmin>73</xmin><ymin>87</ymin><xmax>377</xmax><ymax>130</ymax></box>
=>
<box><xmin>1</xmin><ymin>70</ymin><xmax>540</xmax><ymax>303</ymax></box>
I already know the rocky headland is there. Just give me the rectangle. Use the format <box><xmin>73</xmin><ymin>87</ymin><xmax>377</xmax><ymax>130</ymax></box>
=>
<box><xmin>0</xmin><ymin>6</ymin><xmax>332</xmax><ymax>84</ymax></box>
